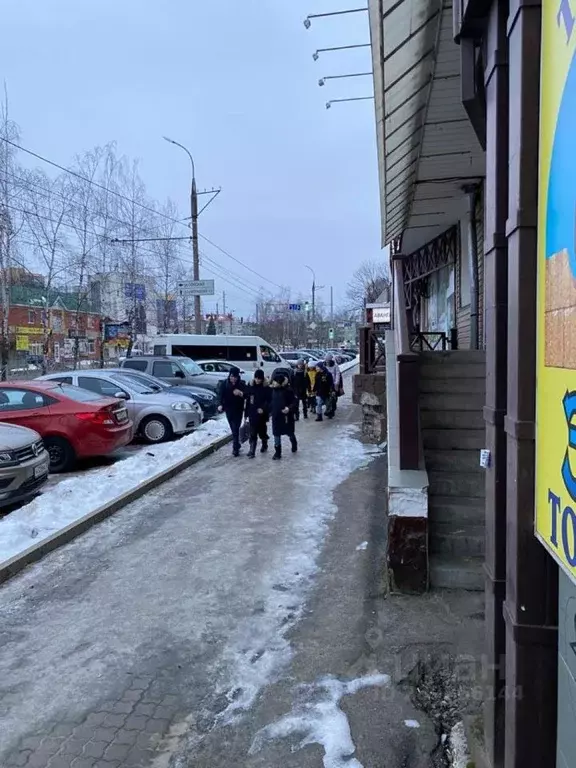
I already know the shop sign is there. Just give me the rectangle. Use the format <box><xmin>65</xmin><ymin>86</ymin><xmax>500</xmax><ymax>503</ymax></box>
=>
<box><xmin>16</xmin><ymin>335</ymin><xmax>29</xmax><ymax>351</ymax></box>
<box><xmin>535</xmin><ymin>4</ymin><xmax>576</xmax><ymax>584</ymax></box>
<box><xmin>16</xmin><ymin>326</ymin><xmax>43</xmax><ymax>335</ymax></box>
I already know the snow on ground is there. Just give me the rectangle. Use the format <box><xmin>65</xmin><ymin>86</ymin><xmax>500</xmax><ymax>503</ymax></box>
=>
<box><xmin>0</xmin><ymin>417</ymin><xmax>231</xmax><ymax>565</ymax></box>
<box><xmin>249</xmin><ymin>673</ymin><xmax>390</xmax><ymax>768</ymax></box>
<box><xmin>217</xmin><ymin>421</ymin><xmax>377</xmax><ymax>721</ymax></box>
<box><xmin>404</xmin><ymin>719</ymin><xmax>421</xmax><ymax>728</ymax></box>
<box><xmin>356</xmin><ymin>540</ymin><xmax>368</xmax><ymax>551</ymax></box>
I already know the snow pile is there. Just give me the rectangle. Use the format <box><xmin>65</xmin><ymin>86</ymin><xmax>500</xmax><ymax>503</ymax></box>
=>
<box><xmin>356</xmin><ymin>541</ymin><xmax>368</xmax><ymax>551</ymax></box>
<box><xmin>340</xmin><ymin>357</ymin><xmax>359</xmax><ymax>374</ymax></box>
<box><xmin>249</xmin><ymin>673</ymin><xmax>390</xmax><ymax>768</ymax></box>
<box><xmin>217</xmin><ymin>424</ymin><xmax>377</xmax><ymax>719</ymax></box>
<box><xmin>404</xmin><ymin>719</ymin><xmax>420</xmax><ymax>729</ymax></box>
<box><xmin>449</xmin><ymin>721</ymin><xmax>471</xmax><ymax>768</ymax></box>
<box><xmin>0</xmin><ymin>417</ymin><xmax>231</xmax><ymax>565</ymax></box>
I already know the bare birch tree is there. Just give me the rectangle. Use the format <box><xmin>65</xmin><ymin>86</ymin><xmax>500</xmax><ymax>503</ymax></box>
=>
<box><xmin>346</xmin><ymin>259</ymin><xmax>390</xmax><ymax>311</ymax></box>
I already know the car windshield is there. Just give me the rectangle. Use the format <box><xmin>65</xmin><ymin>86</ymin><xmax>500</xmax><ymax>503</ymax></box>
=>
<box><xmin>179</xmin><ymin>358</ymin><xmax>203</xmax><ymax>376</ymax></box>
<box><xmin>121</xmin><ymin>371</ymin><xmax>168</xmax><ymax>391</ymax></box>
<box><xmin>110</xmin><ymin>373</ymin><xmax>155</xmax><ymax>394</ymax></box>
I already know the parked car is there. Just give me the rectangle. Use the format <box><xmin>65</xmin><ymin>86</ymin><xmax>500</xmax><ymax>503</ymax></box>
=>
<box><xmin>196</xmin><ymin>360</ymin><xmax>247</xmax><ymax>376</ymax></box>
<box><xmin>0</xmin><ymin>381</ymin><xmax>132</xmax><ymax>472</ymax></box>
<box><xmin>120</xmin><ymin>356</ymin><xmax>227</xmax><ymax>393</ymax></box>
<box><xmin>107</xmin><ymin>368</ymin><xmax>218</xmax><ymax>420</ymax></box>
<box><xmin>38</xmin><ymin>370</ymin><xmax>202</xmax><ymax>445</ymax></box>
<box><xmin>0</xmin><ymin>423</ymin><xmax>49</xmax><ymax>506</ymax></box>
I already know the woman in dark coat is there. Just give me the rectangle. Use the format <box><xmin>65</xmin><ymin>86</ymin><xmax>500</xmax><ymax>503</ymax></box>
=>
<box><xmin>244</xmin><ymin>369</ymin><xmax>272</xmax><ymax>457</ymax></box>
<box><xmin>270</xmin><ymin>371</ymin><xmax>297</xmax><ymax>460</ymax></box>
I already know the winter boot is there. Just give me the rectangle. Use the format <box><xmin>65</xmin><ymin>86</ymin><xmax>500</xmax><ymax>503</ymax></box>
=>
<box><xmin>233</xmin><ymin>447</ymin><xmax>240</xmax><ymax>457</ymax></box>
<box><xmin>303</xmin><ymin>412</ymin><xmax>308</xmax><ymax>420</ymax></box>
<box><xmin>260</xmin><ymin>440</ymin><xmax>268</xmax><ymax>453</ymax></box>
<box><xmin>272</xmin><ymin>445</ymin><xmax>282</xmax><ymax>460</ymax></box>
<box><xmin>247</xmin><ymin>440</ymin><xmax>256</xmax><ymax>459</ymax></box>
<box><xmin>315</xmin><ymin>414</ymin><xmax>323</xmax><ymax>422</ymax></box>
<box><xmin>290</xmin><ymin>436</ymin><xmax>298</xmax><ymax>453</ymax></box>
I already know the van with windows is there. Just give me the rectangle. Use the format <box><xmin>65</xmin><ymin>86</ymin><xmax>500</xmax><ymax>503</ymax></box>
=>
<box><xmin>152</xmin><ymin>334</ymin><xmax>289</xmax><ymax>378</ymax></box>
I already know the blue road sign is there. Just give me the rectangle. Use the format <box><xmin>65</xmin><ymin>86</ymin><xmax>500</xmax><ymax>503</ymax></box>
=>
<box><xmin>289</xmin><ymin>303</ymin><xmax>302</xmax><ymax>311</ymax></box>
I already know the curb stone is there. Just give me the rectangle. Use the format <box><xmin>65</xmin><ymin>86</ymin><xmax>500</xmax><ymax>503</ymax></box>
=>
<box><xmin>0</xmin><ymin>432</ymin><xmax>232</xmax><ymax>585</ymax></box>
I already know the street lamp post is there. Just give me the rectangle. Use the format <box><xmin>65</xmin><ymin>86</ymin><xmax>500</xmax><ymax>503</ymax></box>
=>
<box><xmin>163</xmin><ymin>136</ymin><xmax>202</xmax><ymax>334</ymax></box>
<box><xmin>303</xmin><ymin>7</ymin><xmax>368</xmax><ymax>28</ymax></box>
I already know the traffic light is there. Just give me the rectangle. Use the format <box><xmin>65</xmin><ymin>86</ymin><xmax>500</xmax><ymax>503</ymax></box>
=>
<box><xmin>305</xmin><ymin>301</ymin><xmax>310</xmax><ymax>312</ymax></box>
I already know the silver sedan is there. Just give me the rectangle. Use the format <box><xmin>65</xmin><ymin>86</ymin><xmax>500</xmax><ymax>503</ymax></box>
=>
<box><xmin>38</xmin><ymin>370</ymin><xmax>202</xmax><ymax>444</ymax></box>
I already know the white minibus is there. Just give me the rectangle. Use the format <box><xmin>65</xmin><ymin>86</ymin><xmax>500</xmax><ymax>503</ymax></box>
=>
<box><xmin>152</xmin><ymin>334</ymin><xmax>290</xmax><ymax>377</ymax></box>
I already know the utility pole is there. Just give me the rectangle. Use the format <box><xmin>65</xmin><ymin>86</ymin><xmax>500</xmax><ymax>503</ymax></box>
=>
<box><xmin>305</xmin><ymin>265</ymin><xmax>316</xmax><ymax>323</ymax></box>
<box><xmin>222</xmin><ymin>291</ymin><xmax>226</xmax><ymax>316</ymax></box>
<box><xmin>191</xmin><ymin>175</ymin><xmax>201</xmax><ymax>333</ymax></box>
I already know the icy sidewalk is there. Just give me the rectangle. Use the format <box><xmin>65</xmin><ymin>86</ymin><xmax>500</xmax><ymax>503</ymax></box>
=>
<box><xmin>0</xmin><ymin>417</ymin><xmax>231</xmax><ymax>565</ymax></box>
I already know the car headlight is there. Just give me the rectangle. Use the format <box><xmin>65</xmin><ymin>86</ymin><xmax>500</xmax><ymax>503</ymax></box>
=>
<box><xmin>0</xmin><ymin>451</ymin><xmax>15</xmax><ymax>465</ymax></box>
<box><xmin>171</xmin><ymin>402</ymin><xmax>193</xmax><ymax>411</ymax></box>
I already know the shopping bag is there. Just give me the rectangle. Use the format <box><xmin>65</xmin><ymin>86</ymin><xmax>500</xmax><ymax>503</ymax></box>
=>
<box><xmin>240</xmin><ymin>421</ymin><xmax>250</xmax><ymax>443</ymax></box>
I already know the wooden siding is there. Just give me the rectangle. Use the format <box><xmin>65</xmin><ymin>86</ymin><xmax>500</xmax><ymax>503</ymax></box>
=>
<box><xmin>455</xmin><ymin>182</ymin><xmax>485</xmax><ymax>350</ymax></box>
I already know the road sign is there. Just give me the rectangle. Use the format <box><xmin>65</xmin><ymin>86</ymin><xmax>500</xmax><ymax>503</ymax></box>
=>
<box><xmin>178</xmin><ymin>279</ymin><xmax>215</xmax><ymax>297</ymax></box>
<box><xmin>308</xmin><ymin>322</ymin><xmax>317</xmax><ymax>331</ymax></box>
<box><xmin>288</xmin><ymin>303</ymin><xmax>302</xmax><ymax>311</ymax></box>
<box><xmin>328</xmin><ymin>328</ymin><xmax>334</xmax><ymax>340</ymax></box>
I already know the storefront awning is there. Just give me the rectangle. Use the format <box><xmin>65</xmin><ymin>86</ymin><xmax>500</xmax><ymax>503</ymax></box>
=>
<box><xmin>369</xmin><ymin>0</ymin><xmax>485</xmax><ymax>254</ymax></box>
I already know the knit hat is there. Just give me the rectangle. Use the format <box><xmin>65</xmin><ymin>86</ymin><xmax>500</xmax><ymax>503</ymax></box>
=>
<box><xmin>229</xmin><ymin>366</ymin><xmax>241</xmax><ymax>378</ymax></box>
<box><xmin>254</xmin><ymin>369</ymin><xmax>265</xmax><ymax>381</ymax></box>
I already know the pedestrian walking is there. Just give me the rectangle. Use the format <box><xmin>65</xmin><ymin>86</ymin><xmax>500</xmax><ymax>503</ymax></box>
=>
<box><xmin>325</xmin><ymin>353</ymin><xmax>342</xmax><ymax>417</ymax></box>
<box><xmin>217</xmin><ymin>366</ymin><xmax>246</xmax><ymax>457</ymax></box>
<box><xmin>313</xmin><ymin>361</ymin><xmax>334</xmax><ymax>422</ymax></box>
<box><xmin>293</xmin><ymin>359</ymin><xmax>311</xmax><ymax>420</ymax></box>
<box><xmin>244</xmin><ymin>369</ymin><xmax>271</xmax><ymax>457</ymax></box>
<box><xmin>307</xmin><ymin>362</ymin><xmax>318</xmax><ymax>414</ymax></box>
<box><xmin>270</xmin><ymin>370</ymin><xmax>298</xmax><ymax>460</ymax></box>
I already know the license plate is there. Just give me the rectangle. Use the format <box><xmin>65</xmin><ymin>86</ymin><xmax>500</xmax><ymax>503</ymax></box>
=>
<box><xmin>114</xmin><ymin>408</ymin><xmax>128</xmax><ymax>424</ymax></box>
<box><xmin>34</xmin><ymin>463</ymin><xmax>49</xmax><ymax>479</ymax></box>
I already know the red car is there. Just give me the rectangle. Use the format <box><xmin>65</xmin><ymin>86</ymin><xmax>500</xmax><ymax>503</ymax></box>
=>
<box><xmin>0</xmin><ymin>381</ymin><xmax>133</xmax><ymax>472</ymax></box>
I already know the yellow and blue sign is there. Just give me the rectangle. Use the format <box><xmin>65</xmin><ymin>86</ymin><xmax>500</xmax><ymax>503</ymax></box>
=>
<box><xmin>536</xmin><ymin>1</ymin><xmax>576</xmax><ymax>582</ymax></box>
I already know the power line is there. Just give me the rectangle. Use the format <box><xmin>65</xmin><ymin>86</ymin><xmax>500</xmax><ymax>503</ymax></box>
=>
<box><xmin>0</xmin><ymin>137</ymin><xmax>284</xmax><ymax>292</ymax></box>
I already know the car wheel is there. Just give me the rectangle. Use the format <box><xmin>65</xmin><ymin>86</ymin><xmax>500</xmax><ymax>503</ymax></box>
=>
<box><xmin>44</xmin><ymin>436</ymin><xmax>75</xmax><ymax>473</ymax></box>
<box><xmin>141</xmin><ymin>415</ymin><xmax>173</xmax><ymax>444</ymax></box>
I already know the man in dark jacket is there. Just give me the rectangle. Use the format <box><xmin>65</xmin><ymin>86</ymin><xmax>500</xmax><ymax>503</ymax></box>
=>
<box><xmin>293</xmin><ymin>359</ymin><xmax>311</xmax><ymax>421</ymax></box>
<box><xmin>217</xmin><ymin>366</ymin><xmax>246</xmax><ymax>456</ymax></box>
<box><xmin>313</xmin><ymin>361</ymin><xmax>334</xmax><ymax>422</ymax></box>
<box><xmin>270</xmin><ymin>371</ymin><xmax>297</xmax><ymax>460</ymax></box>
<box><xmin>244</xmin><ymin>369</ymin><xmax>271</xmax><ymax>457</ymax></box>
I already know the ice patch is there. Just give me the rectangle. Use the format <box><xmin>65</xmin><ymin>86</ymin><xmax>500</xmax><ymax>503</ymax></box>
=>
<box><xmin>250</xmin><ymin>673</ymin><xmax>390</xmax><ymax>768</ymax></box>
<box><xmin>0</xmin><ymin>418</ymin><xmax>231</xmax><ymax>564</ymax></box>
<box><xmin>355</xmin><ymin>541</ymin><xmax>368</xmax><ymax>551</ymax></box>
<box><xmin>404</xmin><ymin>719</ymin><xmax>420</xmax><ymax>728</ymax></box>
<box><xmin>217</xmin><ymin>424</ymin><xmax>378</xmax><ymax>720</ymax></box>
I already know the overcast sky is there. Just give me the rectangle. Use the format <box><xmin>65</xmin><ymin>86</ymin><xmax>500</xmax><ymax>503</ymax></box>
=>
<box><xmin>1</xmin><ymin>0</ymin><xmax>381</xmax><ymax>318</ymax></box>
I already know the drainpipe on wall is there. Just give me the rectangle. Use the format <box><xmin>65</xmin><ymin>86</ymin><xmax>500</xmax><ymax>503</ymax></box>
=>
<box><xmin>463</xmin><ymin>183</ymin><xmax>479</xmax><ymax>349</ymax></box>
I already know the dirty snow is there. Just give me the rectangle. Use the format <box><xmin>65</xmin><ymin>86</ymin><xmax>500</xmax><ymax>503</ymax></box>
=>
<box><xmin>216</xmin><ymin>423</ymin><xmax>377</xmax><ymax>720</ymax></box>
<box><xmin>213</xmin><ymin>425</ymin><xmax>375</xmax><ymax>722</ymax></box>
<box><xmin>355</xmin><ymin>541</ymin><xmax>368</xmax><ymax>551</ymax></box>
<box><xmin>449</xmin><ymin>721</ymin><xmax>471</xmax><ymax>768</ymax></box>
<box><xmin>250</xmin><ymin>673</ymin><xmax>390</xmax><ymax>768</ymax></box>
<box><xmin>0</xmin><ymin>417</ymin><xmax>231</xmax><ymax>564</ymax></box>
<box><xmin>404</xmin><ymin>719</ymin><xmax>420</xmax><ymax>728</ymax></box>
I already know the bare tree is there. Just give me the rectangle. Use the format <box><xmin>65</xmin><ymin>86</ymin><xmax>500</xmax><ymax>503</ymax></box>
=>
<box><xmin>346</xmin><ymin>259</ymin><xmax>390</xmax><ymax>311</ymax></box>
<box><xmin>0</xmin><ymin>89</ymin><xmax>23</xmax><ymax>378</ymax></box>
<box><xmin>150</xmin><ymin>199</ymin><xmax>184</xmax><ymax>333</ymax></box>
<box><xmin>115</xmin><ymin>159</ymin><xmax>155</xmax><ymax>355</ymax></box>
<box><xmin>22</xmin><ymin>170</ymin><xmax>71</xmax><ymax>372</ymax></box>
